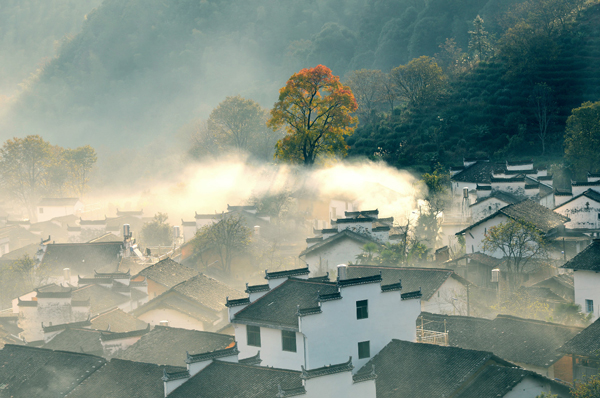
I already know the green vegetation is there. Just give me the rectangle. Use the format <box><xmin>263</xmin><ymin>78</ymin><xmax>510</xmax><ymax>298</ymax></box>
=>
<box><xmin>141</xmin><ymin>213</ymin><xmax>173</xmax><ymax>247</ymax></box>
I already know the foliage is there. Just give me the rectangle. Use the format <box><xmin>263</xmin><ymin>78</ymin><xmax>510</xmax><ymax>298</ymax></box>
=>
<box><xmin>390</xmin><ymin>56</ymin><xmax>447</xmax><ymax>109</ymax></box>
<box><xmin>416</xmin><ymin>164</ymin><xmax>450</xmax><ymax>248</ymax></box>
<box><xmin>535</xmin><ymin>392</ymin><xmax>557</xmax><ymax>398</ymax></box>
<box><xmin>141</xmin><ymin>213</ymin><xmax>173</xmax><ymax>247</ymax></box>
<box><xmin>268</xmin><ymin>65</ymin><xmax>358</xmax><ymax>165</ymax></box>
<box><xmin>571</xmin><ymin>374</ymin><xmax>600</xmax><ymax>398</ymax></box>
<box><xmin>491</xmin><ymin>289</ymin><xmax>553</xmax><ymax>320</ymax></box>
<box><xmin>468</xmin><ymin>16</ymin><xmax>493</xmax><ymax>61</ymax></box>
<box><xmin>564</xmin><ymin>101</ymin><xmax>600</xmax><ymax>178</ymax></box>
<box><xmin>529</xmin><ymin>83</ymin><xmax>555</xmax><ymax>155</ymax></box>
<box><xmin>345</xmin><ymin>69</ymin><xmax>385</xmax><ymax>123</ymax></box>
<box><xmin>483</xmin><ymin>219</ymin><xmax>546</xmax><ymax>289</ymax></box>
<box><xmin>191</xmin><ymin>213</ymin><xmax>252</xmax><ymax>275</ymax></box>
<box><xmin>11</xmin><ymin>255</ymin><xmax>39</xmax><ymax>292</ymax></box>
<box><xmin>551</xmin><ymin>302</ymin><xmax>592</xmax><ymax>326</ymax></box>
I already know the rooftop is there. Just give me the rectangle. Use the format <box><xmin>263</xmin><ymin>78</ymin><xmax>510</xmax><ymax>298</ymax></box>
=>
<box><xmin>171</xmin><ymin>274</ymin><xmax>244</xmax><ymax>313</ymax></box>
<box><xmin>135</xmin><ymin>257</ymin><xmax>198</xmax><ymax>288</ymax></box>
<box><xmin>90</xmin><ymin>308</ymin><xmax>148</xmax><ymax>333</ymax></box>
<box><xmin>299</xmin><ymin>229</ymin><xmax>380</xmax><ymax>257</ymax></box>
<box><xmin>560</xmin><ymin>317</ymin><xmax>600</xmax><ymax>357</ymax></box>
<box><xmin>451</xmin><ymin>161</ymin><xmax>505</xmax><ymax>184</ymax></box>
<box><xmin>72</xmin><ymin>284</ymin><xmax>130</xmax><ymax>315</ymax></box>
<box><xmin>38</xmin><ymin>197</ymin><xmax>80</xmax><ymax>207</ymax></box>
<box><xmin>41</xmin><ymin>241</ymin><xmax>124</xmax><ymax>276</ymax></box>
<box><xmin>561</xmin><ymin>239</ymin><xmax>600</xmax><ymax>271</ymax></box>
<box><xmin>117</xmin><ymin>325</ymin><xmax>235</xmax><ymax>366</ymax></box>
<box><xmin>41</xmin><ymin>328</ymin><xmax>104</xmax><ymax>355</ymax></box>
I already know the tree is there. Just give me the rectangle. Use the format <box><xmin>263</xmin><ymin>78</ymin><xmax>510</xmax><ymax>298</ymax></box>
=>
<box><xmin>345</xmin><ymin>69</ymin><xmax>384</xmax><ymax>123</ymax></box>
<box><xmin>571</xmin><ymin>374</ymin><xmax>600</xmax><ymax>398</ymax></box>
<box><xmin>529</xmin><ymin>83</ymin><xmax>554</xmax><ymax>155</ymax></box>
<box><xmin>435</xmin><ymin>38</ymin><xmax>469</xmax><ymax>78</ymax></box>
<box><xmin>64</xmin><ymin>145</ymin><xmax>97</xmax><ymax>197</ymax></box>
<box><xmin>468</xmin><ymin>16</ymin><xmax>493</xmax><ymax>61</ymax></box>
<box><xmin>0</xmin><ymin>135</ymin><xmax>53</xmax><ymax>219</ymax></box>
<box><xmin>564</xmin><ymin>101</ymin><xmax>600</xmax><ymax>178</ymax></box>
<box><xmin>141</xmin><ymin>213</ymin><xmax>173</xmax><ymax>247</ymax></box>
<box><xmin>377</xmin><ymin>72</ymin><xmax>399</xmax><ymax>114</ymax></box>
<box><xmin>390</xmin><ymin>56</ymin><xmax>447</xmax><ymax>109</ymax></box>
<box><xmin>268</xmin><ymin>65</ymin><xmax>358</xmax><ymax>166</ymax></box>
<box><xmin>483</xmin><ymin>219</ymin><xmax>546</xmax><ymax>289</ymax></box>
<box><xmin>416</xmin><ymin>164</ymin><xmax>450</xmax><ymax>248</ymax></box>
<box><xmin>191</xmin><ymin>213</ymin><xmax>252</xmax><ymax>275</ymax></box>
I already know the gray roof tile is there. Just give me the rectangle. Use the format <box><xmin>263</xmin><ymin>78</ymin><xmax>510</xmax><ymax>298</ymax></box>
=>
<box><xmin>136</xmin><ymin>258</ymin><xmax>198</xmax><ymax>288</ymax></box>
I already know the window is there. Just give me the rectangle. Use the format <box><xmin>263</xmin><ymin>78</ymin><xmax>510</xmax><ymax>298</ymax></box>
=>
<box><xmin>356</xmin><ymin>300</ymin><xmax>368</xmax><ymax>320</ymax></box>
<box><xmin>281</xmin><ymin>330</ymin><xmax>296</xmax><ymax>352</ymax></box>
<box><xmin>358</xmin><ymin>341</ymin><xmax>370</xmax><ymax>359</ymax></box>
<box><xmin>247</xmin><ymin>325</ymin><xmax>261</xmax><ymax>347</ymax></box>
<box><xmin>586</xmin><ymin>299</ymin><xmax>594</xmax><ymax>313</ymax></box>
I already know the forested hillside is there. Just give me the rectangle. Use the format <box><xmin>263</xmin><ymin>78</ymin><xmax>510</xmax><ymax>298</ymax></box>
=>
<box><xmin>1</xmin><ymin>0</ymin><xmax>523</xmax><ymax>148</ymax></box>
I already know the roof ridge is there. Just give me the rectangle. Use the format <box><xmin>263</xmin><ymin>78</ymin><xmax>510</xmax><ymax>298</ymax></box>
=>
<box><xmin>210</xmin><ymin>359</ymin><xmax>302</xmax><ymax>373</ymax></box>
<box><xmin>494</xmin><ymin>314</ymin><xmax>584</xmax><ymax>330</ymax></box>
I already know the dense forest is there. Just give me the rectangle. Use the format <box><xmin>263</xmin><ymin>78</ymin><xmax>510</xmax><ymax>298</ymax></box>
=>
<box><xmin>1</xmin><ymin>0</ymin><xmax>599</xmax><ymax>179</ymax></box>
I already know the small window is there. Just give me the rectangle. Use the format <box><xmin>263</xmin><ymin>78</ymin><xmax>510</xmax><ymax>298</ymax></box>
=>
<box><xmin>356</xmin><ymin>300</ymin><xmax>368</xmax><ymax>320</ymax></box>
<box><xmin>586</xmin><ymin>299</ymin><xmax>594</xmax><ymax>313</ymax></box>
<box><xmin>358</xmin><ymin>341</ymin><xmax>370</xmax><ymax>359</ymax></box>
<box><xmin>471</xmin><ymin>245</ymin><xmax>474</xmax><ymax>253</ymax></box>
<box><xmin>247</xmin><ymin>325</ymin><xmax>261</xmax><ymax>347</ymax></box>
<box><xmin>39</xmin><ymin>208</ymin><xmax>43</xmax><ymax>214</ymax></box>
<box><xmin>281</xmin><ymin>330</ymin><xmax>296</xmax><ymax>352</ymax></box>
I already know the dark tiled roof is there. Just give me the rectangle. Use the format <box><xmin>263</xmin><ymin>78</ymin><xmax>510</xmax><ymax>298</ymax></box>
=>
<box><xmin>72</xmin><ymin>284</ymin><xmax>130</xmax><ymax>315</ymax></box>
<box><xmin>68</xmin><ymin>358</ymin><xmax>178</xmax><ymax>398</ymax></box>
<box><xmin>561</xmin><ymin>239</ymin><xmax>600</xmax><ymax>271</ymax></box>
<box><xmin>346</xmin><ymin>265</ymin><xmax>466</xmax><ymax>300</ymax></box>
<box><xmin>355</xmin><ymin>339</ymin><xmax>509</xmax><ymax>398</ymax></box>
<box><xmin>172</xmin><ymin>274</ymin><xmax>244</xmax><ymax>313</ymax></box>
<box><xmin>233</xmin><ymin>278</ymin><xmax>338</xmax><ymax>329</ymax></box>
<box><xmin>133</xmin><ymin>293</ymin><xmax>217</xmax><ymax>323</ymax></box>
<box><xmin>418</xmin><ymin>312</ymin><xmax>582</xmax><ymax>367</ymax></box>
<box><xmin>265</xmin><ymin>267</ymin><xmax>310</xmax><ymax>280</ymax></box>
<box><xmin>560</xmin><ymin>317</ymin><xmax>600</xmax><ymax>357</ymax></box>
<box><xmin>117</xmin><ymin>326</ymin><xmax>234</xmax><ymax>366</ymax></box>
<box><xmin>99</xmin><ymin>326</ymin><xmax>150</xmax><ymax>341</ymax></box>
<box><xmin>87</xmin><ymin>233</ymin><xmax>122</xmax><ymax>243</ymax></box>
<box><xmin>186</xmin><ymin>343</ymin><xmax>239</xmax><ymax>363</ymax></box>
<box><xmin>42</xmin><ymin>319</ymin><xmax>92</xmax><ymax>333</ymax></box>
<box><xmin>41</xmin><ymin>242</ymin><xmax>124</xmax><ymax>276</ymax></box>
<box><xmin>532</xmin><ymin>275</ymin><xmax>574</xmax><ymax>301</ymax></box>
<box><xmin>41</xmin><ymin>328</ymin><xmax>104</xmax><ymax>355</ymax></box>
<box><xmin>90</xmin><ymin>308</ymin><xmax>148</xmax><ymax>333</ymax></box>
<box><xmin>458</xmin><ymin>199</ymin><xmax>568</xmax><ymax>235</ymax></box>
<box><xmin>473</xmin><ymin>190</ymin><xmax>521</xmax><ymax>206</ymax></box>
<box><xmin>136</xmin><ymin>257</ymin><xmax>198</xmax><ymax>288</ymax></box>
<box><xmin>555</xmin><ymin>188</ymin><xmax>600</xmax><ymax>209</ymax></box>
<box><xmin>0</xmin><ymin>345</ymin><xmax>106</xmax><ymax>396</ymax></box>
<box><xmin>301</xmin><ymin>356</ymin><xmax>353</xmax><ymax>379</ymax></box>
<box><xmin>238</xmin><ymin>351</ymin><xmax>262</xmax><ymax>365</ymax></box>
<box><xmin>451</xmin><ymin>161</ymin><xmax>504</xmax><ymax>183</ymax></box>
<box><xmin>38</xmin><ymin>197</ymin><xmax>80</xmax><ymax>206</ymax></box>
<box><xmin>572</xmin><ymin>180</ymin><xmax>600</xmax><ymax>186</ymax></box>
<box><xmin>168</xmin><ymin>361</ymin><xmax>302</xmax><ymax>398</ymax></box>
<box><xmin>299</xmin><ymin>229</ymin><xmax>380</xmax><ymax>257</ymax></box>
<box><xmin>245</xmin><ymin>283</ymin><xmax>270</xmax><ymax>293</ymax></box>
<box><xmin>345</xmin><ymin>209</ymin><xmax>379</xmax><ymax>218</ymax></box>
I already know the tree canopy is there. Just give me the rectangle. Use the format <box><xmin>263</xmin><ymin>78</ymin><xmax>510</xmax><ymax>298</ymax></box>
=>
<box><xmin>268</xmin><ymin>65</ymin><xmax>358</xmax><ymax>166</ymax></box>
<box><xmin>564</xmin><ymin>101</ymin><xmax>600</xmax><ymax>178</ymax></box>
<box><xmin>141</xmin><ymin>213</ymin><xmax>173</xmax><ymax>247</ymax></box>
<box><xmin>390</xmin><ymin>56</ymin><xmax>447</xmax><ymax>109</ymax></box>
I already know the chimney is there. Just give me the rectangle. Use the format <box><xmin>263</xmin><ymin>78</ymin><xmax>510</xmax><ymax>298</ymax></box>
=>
<box><xmin>254</xmin><ymin>225</ymin><xmax>260</xmax><ymax>235</ymax></box>
<box><xmin>159</xmin><ymin>320</ymin><xmax>169</xmax><ymax>327</ymax></box>
<box><xmin>337</xmin><ymin>264</ymin><xmax>348</xmax><ymax>281</ymax></box>
<box><xmin>123</xmin><ymin>224</ymin><xmax>131</xmax><ymax>238</ymax></box>
<box><xmin>63</xmin><ymin>268</ymin><xmax>71</xmax><ymax>283</ymax></box>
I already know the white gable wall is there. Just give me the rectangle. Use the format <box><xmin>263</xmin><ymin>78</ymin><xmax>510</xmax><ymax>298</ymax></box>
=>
<box><xmin>235</xmin><ymin>324</ymin><xmax>305</xmax><ymax>369</ymax></box>
<box><xmin>470</xmin><ymin>198</ymin><xmax>510</xmax><ymax>222</ymax></box>
<box><xmin>463</xmin><ymin>214</ymin><xmax>509</xmax><ymax>257</ymax></box>
<box><xmin>305</xmin><ymin>239</ymin><xmax>367</xmax><ymax>276</ymax></box>
<box><xmin>503</xmin><ymin>376</ymin><xmax>560</xmax><ymax>398</ymax></box>
<box><xmin>304</xmin><ymin>370</ymin><xmax>376</xmax><ymax>398</ymax></box>
<box><xmin>573</xmin><ymin>270</ymin><xmax>600</xmax><ymax>321</ymax></box>
<box><xmin>555</xmin><ymin>195</ymin><xmax>600</xmax><ymax>229</ymax></box>
<box><xmin>36</xmin><ymin>201</ymin><xmax>84</xmax><ymax>223</ymax></box>
<box><xmin>422</xmin><ymin>276</ymin><xmax>468</xmax><ymax>315</ymax></box>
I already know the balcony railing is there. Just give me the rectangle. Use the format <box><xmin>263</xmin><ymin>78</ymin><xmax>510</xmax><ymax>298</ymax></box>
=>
<box><xmin>416</xmin><ymin>327</ymin><xmax>449</xmax><ymax>346</ymax></box>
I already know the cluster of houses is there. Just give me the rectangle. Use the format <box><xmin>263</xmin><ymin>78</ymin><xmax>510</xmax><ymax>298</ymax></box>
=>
<box><xmin>2</xmin><ymin>162</ymin><xmax>600</xmax><ymax>397</ymax></box>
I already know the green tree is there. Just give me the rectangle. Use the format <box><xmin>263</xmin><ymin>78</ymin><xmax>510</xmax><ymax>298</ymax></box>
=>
<box><xmin>468</xmin><ymin>16</ymin><xmax>493</xmax><ymax>61</ymax></box>
<box><xmin>529</xmin><ymin>83</ymin><xmax>554</xmax><ymax>155</ymax></box>
<box><xmin>390</xmin><ymin>56</ymin><xmax>447</xmax><ymax>109</ymax></box>
<box><xmin>571</xmin><ymin>374</ymin><xmax>600</xmax><ymax>398</ymax></box>
<box><xmin>141</xmin><ymin>213</ymin><xmax>173</xmax><ymax>247</ymax></box>
<box><xmin>435</xmin><ymin>38</ymin><xmax>469</xmax><ymax>78</ymax></box>
<box><xmin>564</xmin><ymin>101</ymin><xmax>600</xmax><ymax>178</ymax></box>
<box><xmin>0</xmin><ymin>135</ymin><xmax>53</xmax><ymax>219</ymax></box>
<box><xmin>268</xmin><ymin>65</ymin><xmax>358</xmax><ymax>166</ymax></box>
<box><xmin>483</xmin><ymin>220</ymin><xmax>547</xmax><ymax>289</ymax></box>
<box><xmin>345</xmin><ymin>69</ymin><xmax>384</xmax><ymax>123</ymax></box>
<box><xmin>65</xmin><ymin>145</ymin><xmax>97</xmax><ymax>197</ymax></box>
<box><xmin>191</xmin><ymin>213</ymin><xmax>252</xmax><ymax>275</ymax></box>
<box><xmin>417</xmin><ymin>164</ymin><xmax>450</xmax><ymax>248</ymax></box>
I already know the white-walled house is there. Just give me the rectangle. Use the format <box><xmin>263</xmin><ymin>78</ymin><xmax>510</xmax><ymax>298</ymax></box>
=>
<box><xmin>456</xmin><ymin>199</ymin><xmax>568</xmax><ymax>257</ymax></box>
<box><xmin>562</xmin><ymin>239</ymin><xmax>600</xmax><ymax>321</ymax></box>
<box><xmin>226</xmin><ymin>266</ymin><xmax>421</xmax><ymax>372</ymax></box>
<box><xmin>469</xmin><ymin>191</ymin><xmax>519</xmax><ymax>222</ymax></box>
<box><xmin>554</xmin><ymin>189</ymin><xmax>600</xmax><ymax>231</ymax></box>
<box><xmin>36</xmin><ymin>198</ymin><xmax>84</xmax><ymax>223</ymax></box>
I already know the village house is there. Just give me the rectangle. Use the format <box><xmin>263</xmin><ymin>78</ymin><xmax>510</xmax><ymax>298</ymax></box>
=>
<box><xmin>76</xmin><ymin>270</ymin><xmax>149</xmax><ymax>313</ymax></box>
<box><xmin>36</xmin><ymin>198</ymin><xmax>84</xmax><ymax>223</ymax></box>
<box><xmin>132</xmin><ymin>273</ymin><xmax>244</xmax><ymax>331</ymax></box>
<box><xmin>134</xmin><ymin>257</ymin><xmax>198</xmax><ymax>298</ymax></box>
<box><xmin>346</xmin><ymin>265</ymin><xmax>471</xmax><ymax>315</ymax></box>
<box><xmin>299</xmin><ymin>209</ymin><xmax>397</xmax><ymax>275</ymax></box>
<box><xmin>354</xmin><ymin>339</ymin><xmax>571</xmax><ymax>398</ymax></box>
<box><xmin>559</xmin><ymin>317</ymin><xmax>600</xmax><ymax>382</ymax></box>
<box><xmin>89</xmin><ymin>307</ymin><xmax>148</xmax><ymax>332</ymax></box>
<box><xmin>561</xmin><ymin>239</ymin><xmax>600</xmax><ymax>321</ymax></box>
<box><xmin>117</xmin><ymin>325</ymin><xmax>235</xmax><ymax>366</ymax></box>
<box><xmin>38</xmin><ymin>240</ymin><xmax>125</xmax><ymax>278</ymax></box>
<box><xmin>554</xmin><ymin>188</ymin><xmax>600</xmax><ymax>232</ymax></box>
<box><xmin>531</xmin><ymin>274</ymin><xmax>575</xmax><ymax>302</ymax></box>
<box><xmin>418</xmin><ymin>312</ymin><xmax>582</xmax><ymax>382</ymax></box>
<box><xmin>444</xmin><ymin>252</ymin><xmax>502</xmax><ymax>289</ymax></box>
<box><xmin>227</xmin><ymin>265</ymin><xmax>421</xmax><ymax>372</ymax></box>
<box><xmin>469</xmin><ymin>190</ymin><xmax>520</xmax><ymax>222</ymax></box>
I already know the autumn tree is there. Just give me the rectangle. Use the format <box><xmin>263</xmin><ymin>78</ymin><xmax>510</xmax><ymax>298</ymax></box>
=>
<box><xmin>483</xmin><ymin>219</ymin><xmax>546</xmax><ymax>289</ymax></box>
<box><xmin>65</xmin><ymin>145</ymin><xmax>97</xmax><ymax>197</ymax></box>
<box><xmin>191</xmin><ymin>213</ymin><xmax>252</xmax><ymax>275</ymax></box>
<box><xmin>141</xmin><ymin>213</ymin><xmax>173</xmax><ymax>247</ymax></box>
<box><xmin>345</xmin><ymin>69</ymin><xmax>384</xmax><ymax>123</ymax></box>
<box><xmin>564</xmin><ymin>101</ymin><xmax>600</xmax><ymax>178</ymax></box>
<box><xmin>468</xmin><ymin>16</ymin><xmax>493</xmax><ymax>61</ymax></box>
<box><xmin>529</xmin><ymin>83</ymin><xmax>554</xmax><ymax>155</ymax></box>
<box><xmin>268</xmin><ymin>65</ymin><xmax>358</xmax><ymax>166</ymax></box>
<box><xmin>0</xmin><ymin>135</ymin><xmax>53</xmax><ymax>219</ymax></box>
<box><xmin>571</xmin><ymin>374</ymin><xmax>600</xmax><ymax>398</ymax></box>
<box><xmin>390</xmin><ymin>56</ymin><xmax>447</xmax><ymax>109</ymax></box>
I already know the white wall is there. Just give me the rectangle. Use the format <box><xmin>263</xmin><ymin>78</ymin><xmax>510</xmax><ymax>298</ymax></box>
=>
<box><xmin>504</xmin><ymin>376</ymin><xmax>558</xmax><ymax>398</ymax></box>
<box><xmin>464</xmin><ymin>214</ymin><xmax>508</xmax><ymax>256</ymax></box>
<box><xmin>305</xmin><ymin>239</ymin><xmax>366</xmax><ymax>275</ymax></box>
<box><xmin>573</xmin><ymin>270</ymin><xmax>600</xmax><ymax>321</ymax></box>
<box><xmin>137</xmin><ymin>308</ymin><xmax>205</xmax><ymax>330</ymax></box>
<box><xmin>539</xmin><ymin>193</ymin><xmax>555</xmax><ymax>209</ymax></box>
<box><xmin>470</xmin><ymin>198</ymin><xmax>509</xmax><ymax>222</ymax></box>
<box><xmin>572</xmin><ymin>185</ymin><xmax>600</xmax><ymax>197</ymax></box>
<box><xmin>36</xmin><ymin>202</ymin><xmax>83</xmax><ymax>223</ymax></box>
<box><xmin>555</xmin><ymin>196</ymin><xmax>600</xmax><ymax>229</ymax></box>
<box><xmin>0</xmin><ymin>237</ymin><xmax>9</xmax><ymax>257</ymax></box>
<box><xmin>304</xmin><ymin>369</ymin><xmax>376</xmax><ymax>398</ymax></box>
<box><xmin>491</xmin><ymin>181</ymin><xmax>526</xmax><ymax>196</ymax></box>
<box><xmin>422</xmin><ymin>277</ymin><xmax>467</xmax><ymax>315</ymax></box>
<box><xmin>301</xmin><ymin>282</ymin><xmax>420</xmax><ymax>371</ymax></box>
<box><xmin>235</xmin><ymin>324</ymin><xmax>305</xmax><ymax>369</ymax></box>
<box><xmin>555</xmin><ymin>195</ymin><xmax>573</xmax><ymax>207</ymax></box>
